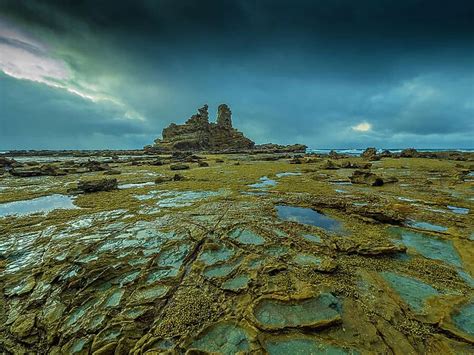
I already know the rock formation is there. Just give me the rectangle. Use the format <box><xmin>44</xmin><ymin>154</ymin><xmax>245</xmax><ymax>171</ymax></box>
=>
<box><xmin>149</xmin><ymin>104</ymin><xmax>255</xmax><ymax>152</ymax></box>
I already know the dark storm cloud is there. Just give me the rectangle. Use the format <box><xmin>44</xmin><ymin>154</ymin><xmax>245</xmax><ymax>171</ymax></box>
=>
<box><xmin>0</xmin><ymin>0</ymin><xmax>473</xmax><ymax>149</ymax></box>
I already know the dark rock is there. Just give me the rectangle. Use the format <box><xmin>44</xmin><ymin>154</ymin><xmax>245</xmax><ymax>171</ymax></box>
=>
<box><xmin>198</xmin><ymin>161</ymin><xmax>209</xmax><ymax>167</ymax></box>
<box><xmin>170</xmin><ymin>164</ymin><xmax>190</xmax><ymax>170</ymax></box>
<box><xmin>321</xmin><ymin>160</ymin><xmax>339</xmax><ymax>170</ymax></box>
<box><xmin>103</xmin><ymin>170</ymin><xmax>121</xmax><ymax>175</ymax></box>
<box><xmin>349</xmin><ymin>170</ymin><xmax>384</xmax><ymax>186</ymax></box>
<box><xmin>361</xmin><ymin>147</ymin><xmax>380</xmax><ymax>161</ymax></box>
<box><xmin>380</xmin><ymin>150</ymin><xmax>393</xmax><ymax>158</ymax></box>
<box><xmin>81</xmin><ymin>160</ymin><xmax>111</xmax><ymax>172</ymax></box>
<box><xmin>149</xmin><ymin>159</ymin><xmax>164</xmax><ymax>166</ymax></box>
<box><xmin>173</xmin><ymin>174</ymin><xmax>185</xmax><ymax>181</ymax></box>
<box><xmin>400</xmin><ymin>148</ymin><xmax>418</xmax><ymax>158</ymax></box>
<box><xmin>215</xmin><ymin>159</ymin><xmax>224</xmax><ymax>163</ymax></box>
<box><xmin>10</xmin><ymin>164</ymin><xmax>66</xmax><ymax>177</ymax></box>
<box><xmin>254</xmin><ymin>143</ymin><xmax>307</xmax><ymax>153</ymax></box>
<box><xmin>10</xmin><ymin>167</ymin><xmax>43</xmax><ymax>177</ymax></box>
<box><xmin>77</xmin><ymin>178</ymin><xmax>118</xmax><ymax>193</ymax></box>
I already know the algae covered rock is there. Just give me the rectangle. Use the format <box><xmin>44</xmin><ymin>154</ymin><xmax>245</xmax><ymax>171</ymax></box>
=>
<box><xmin>10</xmin><ymin>313</ymin><xmax>36</xmax><ymax>339</ymax></box>
<box><xmin>77</xmin><ymin>178</ymin><xmax>118</xmax><ymax>193</ymax></box>
<box><xmin>170</xmin><ymin>164</ymin><xmax>190</xmax><ymax>170</ymax></box>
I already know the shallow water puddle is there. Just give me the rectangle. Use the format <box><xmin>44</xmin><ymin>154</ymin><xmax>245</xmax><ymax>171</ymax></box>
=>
<box><xmin>406</xmin><ymin>220</ymin><xmax>448</xmax><ymax>232</ymax></box>
<box><xmin>253</xmin><ymin>293</ymin><xmax>341</xmax><ymax>329</ymax></box>
<box><xmin>381</xmin><ymin>272</ymin><xmax>439</xmax><ymax>313</ymax></box>
<box><xmin>118</xmin><ymin>182</ymin><xmax>155</xmax><ymax>189</ymax></box>
<box><xmin>249</xmin><ymin>176</ymin><xmax>277</xmax><ymax>189</ymax></box>
<box><xmin>275</xmin><ymin>172</ymin><xmax>301</xmax><ymax>178</ymax></box>
<box><xmin>390</xmin><ymin>228</ymin><xmax>462</xmax><ymax>268</ymax></box>
<box><xmin>263</xmin><ymin>335</ymin><xmax>354</xmax><ymax>355</ymax></box>
<box><xmin>0</xmin><ymin>194</ymin><xmax>78</xmax><ymax>217</ymax></box>
<box><xmin>276</xmin><ymin>205</ymin><xmax>344</xmax><ymax>234</ymax></box>
<box><xmin>447</xmin><ymin>205</ymin><xmax>469</xmax><ymax>215</ymax></box>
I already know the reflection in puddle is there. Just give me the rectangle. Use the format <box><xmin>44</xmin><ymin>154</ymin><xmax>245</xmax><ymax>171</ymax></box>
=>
<box><xmin>406</xmin><ymin>220</ymin><xmax>448</xmax><ymax>232</ymax></box>
<box><xmin>276</xmin><ymin>205</ymin><xmax>344</xmax><ymax>234</ymax></box>
<box><xmin>0</xmin><ymin>194</ymin><xmax>78</xmax><ymax>217</ymax></box>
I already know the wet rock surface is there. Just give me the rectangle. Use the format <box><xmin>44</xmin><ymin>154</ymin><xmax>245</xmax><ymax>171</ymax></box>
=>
<box><xmin>0</xmin><ymin>151</ymin><xmax>473</xmax><ymax>353</ymax></box>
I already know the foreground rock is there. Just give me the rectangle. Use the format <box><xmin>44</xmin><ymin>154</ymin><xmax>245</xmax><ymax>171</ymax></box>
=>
<box><xmin>76</xmin><ymin>178</ymin><xmax>118</xmax><ymax>193</ymax></box>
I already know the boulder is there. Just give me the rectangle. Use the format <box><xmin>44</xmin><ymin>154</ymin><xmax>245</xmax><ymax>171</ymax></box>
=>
<box><xmin>198</xmin><ymin>161</ymin><xmax>209</xmax><ymax>167</ymax></box>
<box><xmin>349</xmin><ymin>170</ymin><xmax>384</xmax><ymax>186</ymax></box>
<box><xmin>77</xmin><ymin>178</ymin><xmax>118</xmax><ymax>193</ymax></box>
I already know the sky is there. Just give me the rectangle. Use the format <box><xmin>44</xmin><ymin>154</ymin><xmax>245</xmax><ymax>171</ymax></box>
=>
<box><xmin>0</xmin><ymin>0</ymin><xmax>473</xmax><ymax>150</ymax></box>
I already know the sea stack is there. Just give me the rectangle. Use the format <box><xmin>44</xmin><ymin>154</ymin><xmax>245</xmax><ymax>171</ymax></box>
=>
<box><xmin>148</xmin><ymin>104</ymin><xmax>255</xmax><ymax>152</ymax></box>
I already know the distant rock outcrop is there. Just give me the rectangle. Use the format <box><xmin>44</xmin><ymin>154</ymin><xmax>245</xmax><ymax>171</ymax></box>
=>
<box><xmin>149</xmin><ymin>104</ymin><xmax>255</xmax><ymax>152</ymax></box>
